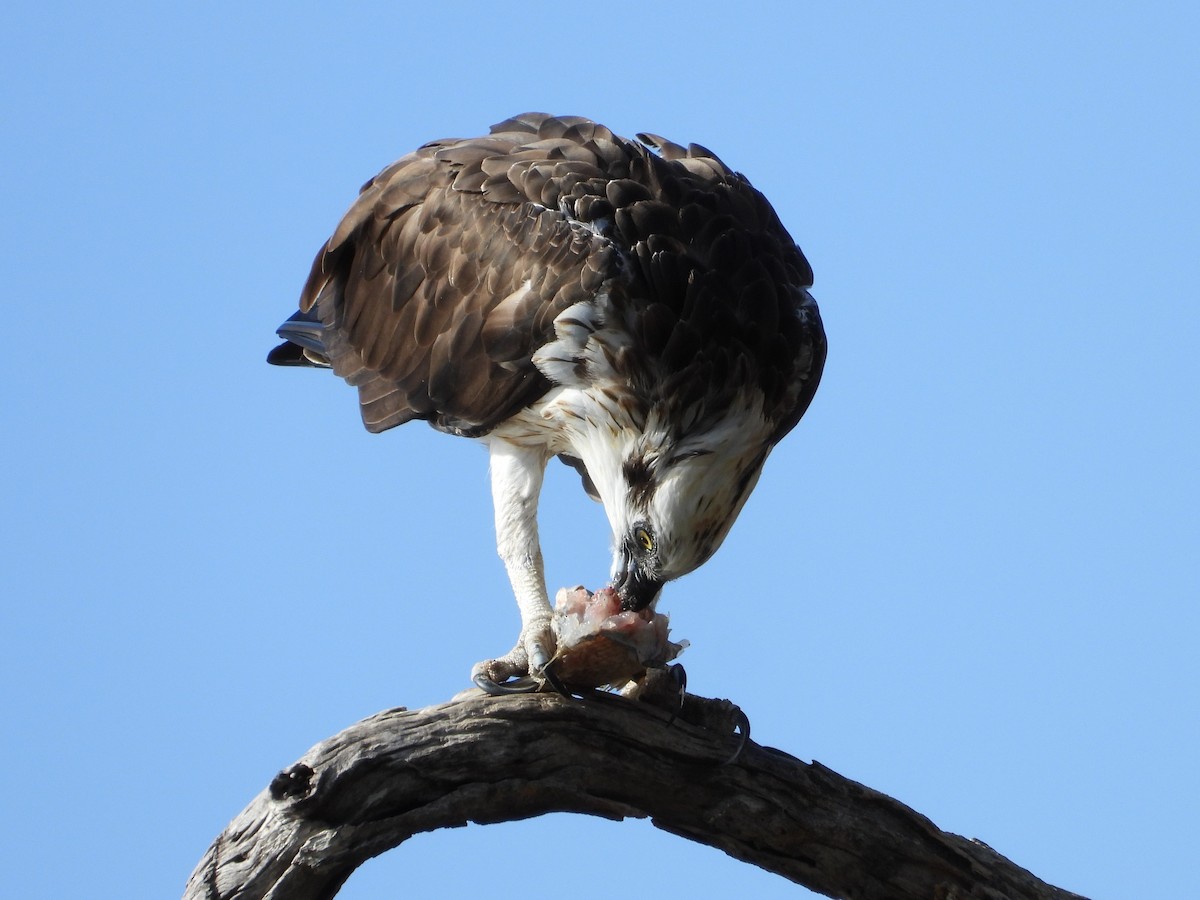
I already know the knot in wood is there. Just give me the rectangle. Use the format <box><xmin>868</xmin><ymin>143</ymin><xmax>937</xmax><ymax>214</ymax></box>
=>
<box><xmin>269</xmin><ymin>763</ymin><xmax>315</xmax><ymax>801</ymax></box>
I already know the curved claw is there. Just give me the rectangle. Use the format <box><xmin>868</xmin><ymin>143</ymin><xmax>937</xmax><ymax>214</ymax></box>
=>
<box><xmin>672</xmin><ymin>664</ymin><xmax>687</xmax><ymax>706</ymax></box>
<box><xmin>722</xmin><ymin>707</ymin><xmax>751</xmax><ymax>766</ymax></box>
<box><xmin>473</xmin><ymin>672</ymin><xmax>541</xmax><ymax>695</ymax></box>
<box><xmin>664</xmin><ymin>664</ymin><xmax>688</xmax><ymax>726</ymax></box>
<box><xmin>539</xmin><ymin>662</ymin><xmax>572</xmax><ymax>697</ymax></box>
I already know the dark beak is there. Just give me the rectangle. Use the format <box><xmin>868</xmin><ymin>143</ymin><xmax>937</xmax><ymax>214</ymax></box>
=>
<box><xmin>613</xmin><ymin>560</ymin><xmax>663</xmax><ymax>612</ymax></box>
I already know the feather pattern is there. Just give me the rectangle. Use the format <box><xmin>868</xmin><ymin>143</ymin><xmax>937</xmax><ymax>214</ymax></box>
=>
<box><xmin>270</xmin><ymin>113</ymin><xmax>829</xmax><ymax>685</ymax></box>
<box><xmin>277</xmin><ymin>112</ymin><xmax>825</xmax><ymax>442</ymax></box>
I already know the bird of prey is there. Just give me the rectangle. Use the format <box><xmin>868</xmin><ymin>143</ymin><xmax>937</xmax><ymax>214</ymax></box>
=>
<box><xmin>269</xmin><ymin>113</ymin><xmax>826</xmax><ymax>691</ymax></box>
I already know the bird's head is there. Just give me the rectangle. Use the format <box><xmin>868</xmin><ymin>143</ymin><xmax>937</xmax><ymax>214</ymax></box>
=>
<box><xmin>578</xmin><ymin>420</ymin><xmax>773</xmax><ymax>612</ymax></box>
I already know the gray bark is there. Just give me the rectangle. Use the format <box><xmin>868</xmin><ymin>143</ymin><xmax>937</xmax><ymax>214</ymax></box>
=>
<box><xmin>184</xmin><ymin>681</ymin><xmax>1088</xmax><ymax>900</ymax></box>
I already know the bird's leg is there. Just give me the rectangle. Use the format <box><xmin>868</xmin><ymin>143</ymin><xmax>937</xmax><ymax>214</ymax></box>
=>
<box><xmin>472</xmin><ymin>440</ymin><xmax>556</xmax><ymax>691</ymax></box>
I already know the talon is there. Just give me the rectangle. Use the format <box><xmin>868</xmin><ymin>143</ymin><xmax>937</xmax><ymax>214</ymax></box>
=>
<box><xmin>540</xmin><ymin>662</ymin><xmax>571</xmax><ymax>697</ymax></box>
<box><xmin>529</xmin><ymin>644</ymin><xmax>551</xmax><ymax>672</ymax></box>
<box><xmin>472</xmin><ymin>620</ymin><xmax>556</xmax><ymax>696</ymax></box>
<box><xmin>471</xmin><ymin>653</ymin><xmax>539</xmax><ymax>695</ymax></box>
<box><xmin>665</xmin><ymin>664</ymin><xmax>688</xmax><ymax>726</ymax></box>
<box><xmin>671</xmin><ymin>664</ymin><xmax>687</xmax><ymax>709</ymax></box>
<box><xmin>722</xmin><ymin>708</ymin><xmax>751</xmax><ymax>766</ymax></box>
<box><xmin>472</xmin><ymin>671</ymin><xmax>541</xmax><ymax>695</ymax></box>
<box><xmin>524</xmin><ymin>619</ymin><xmax>556</xmax><ymax>674</ymax></box>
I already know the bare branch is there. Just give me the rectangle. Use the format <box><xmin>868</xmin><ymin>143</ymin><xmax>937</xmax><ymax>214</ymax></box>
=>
<box><xmin>184</xmin><ymin>685</ymin><xmax>1088</xmax><ymax>900</ymax></box>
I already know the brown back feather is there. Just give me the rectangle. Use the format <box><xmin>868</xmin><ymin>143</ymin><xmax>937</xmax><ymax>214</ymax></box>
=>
<box><xmin>292</xmin><ymin>113</ymin><xmax>825</xmax><ymax>440</ymax></box>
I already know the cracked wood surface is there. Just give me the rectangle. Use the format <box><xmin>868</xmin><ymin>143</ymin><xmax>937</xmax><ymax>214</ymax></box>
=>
<box><xmin>184</xmin><ymin>684</ymin><xmax>1088</xmax><ymax>900</ymax></box>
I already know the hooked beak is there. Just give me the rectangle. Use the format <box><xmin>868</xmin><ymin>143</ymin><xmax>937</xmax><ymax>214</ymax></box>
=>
<box><xmin>613</xmin><ymin>558</ymin><xmax>663</xmax><ymax>612</ymax></box>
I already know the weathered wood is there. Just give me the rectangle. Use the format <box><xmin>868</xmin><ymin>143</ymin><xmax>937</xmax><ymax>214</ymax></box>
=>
<box><xmin>184</xmin><ymin>683</ymin><xmax>1088</xmax><ymax>900</ymax></box>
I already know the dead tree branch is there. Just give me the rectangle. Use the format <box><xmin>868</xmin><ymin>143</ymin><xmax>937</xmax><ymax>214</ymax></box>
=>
<box><xmin>184</xmin><ymin>683</ymin><xmax>1087</xmax><ymax>900</ymax></box>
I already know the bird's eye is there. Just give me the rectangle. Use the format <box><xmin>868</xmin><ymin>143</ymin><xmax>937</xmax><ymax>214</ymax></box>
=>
<box><xmin>635</xmin><ymin>527</ymin><xmax>655</xmax><ymax>554</ymax></box>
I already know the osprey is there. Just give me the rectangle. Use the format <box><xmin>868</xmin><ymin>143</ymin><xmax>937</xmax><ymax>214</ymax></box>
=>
<box><xmin>269</xmin><ymin>113</ymin><xmax>826</xmax><ymax>690</ymax></box>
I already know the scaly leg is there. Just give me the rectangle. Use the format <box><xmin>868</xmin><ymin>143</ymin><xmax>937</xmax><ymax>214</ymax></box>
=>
<box><xmin>472</xmin><ymin>439</ymin><xmax>557</xmax><ymax>691</ymax></box>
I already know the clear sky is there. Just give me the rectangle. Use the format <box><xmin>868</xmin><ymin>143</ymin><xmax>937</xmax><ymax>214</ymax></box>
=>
<box><xmin>3</xmin><ymin>3</ymin><xmax>1196</xmax><ymax>898</ymax></box>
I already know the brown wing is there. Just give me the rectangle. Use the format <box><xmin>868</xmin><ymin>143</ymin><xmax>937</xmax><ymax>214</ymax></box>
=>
<box><xmin>610</xmin><ymin>143</ymin><xmax>825</xmax><ymax>443</ymax></box>
<box><xmin>295</xmin><ymin>113</ymin><xmax>630</xmax><ymax>436</ymax></box>
<box><xmin>576</xmin><ymin>127</ymin><xmax>824</xmax><ymax>444</ymax></box>
<box><xmin>282</xmin><ymin>112</ymin><xmax>826</xmax><ymax>444</ymax></box>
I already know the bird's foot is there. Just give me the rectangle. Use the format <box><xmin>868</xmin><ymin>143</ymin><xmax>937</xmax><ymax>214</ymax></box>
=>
<box><xmin>620</xmin><ymin>663</ymin><xmax>687</xmax><ymax>710</ymax></box>
<box><xmin>622</xmin><ymin>666</ymin><xmax>748</xmax><ymax>764</ymax></box>
<box><xmin>471</xmin><ymin>616</ymin><xmax>559</xmax><ymax>695</ymax></box>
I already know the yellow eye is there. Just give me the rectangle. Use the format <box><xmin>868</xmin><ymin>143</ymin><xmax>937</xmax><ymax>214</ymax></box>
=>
<box><xmin>635</xmin><ymin>527</ymin><xmax>655</xmax><ymax>554</ymax></box>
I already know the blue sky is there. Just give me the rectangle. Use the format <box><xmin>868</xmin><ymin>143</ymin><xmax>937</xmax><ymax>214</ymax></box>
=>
<box><xmin>3</xmin><ymin>3</ymin><xmax>1196</xmax><ymax>898</ymax></box>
